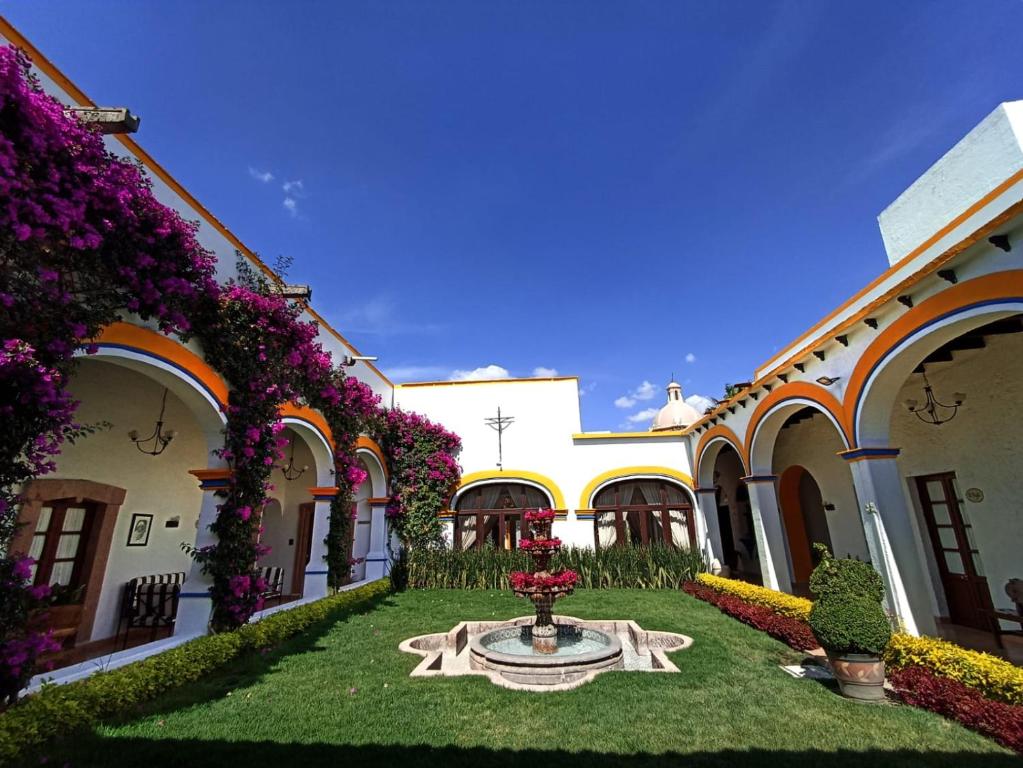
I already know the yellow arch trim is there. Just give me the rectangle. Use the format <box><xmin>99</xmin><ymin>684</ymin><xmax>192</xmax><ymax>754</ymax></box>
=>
<box><xmin>456</xmin><ymin>470</ymin><xmax>566</xmax><ymax>510</ymax></box>
<box><xmin>578</xmin><ymin>466</ymin><xmax>694</xmax><ymax>509</ymax></box>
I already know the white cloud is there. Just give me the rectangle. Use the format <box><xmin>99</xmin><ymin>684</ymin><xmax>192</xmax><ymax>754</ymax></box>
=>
<box><xmin>532</xmin><ymin>367</ymin><xmax>559</xmax><ymax>378</ymax></box>
<box><xmin>248</xmin><ymin>166</ymin><xmax>274</xmax><ymax>183</ymax></box>
<box><xmin>450</xmin><ymin>364</ymin><xmax>510</xmax><ymax>382</ymax></box>
<box><xmin>614</xmin><ymin>380</ymin><xmax>658</xmax><ymax>409</ymax></box>
<box><xmin>685</xmin><ymin>352</ymin><xmax>696</xmax><ymax>364</ymax></box>
<box><xmin>335</xmin><ymin>295</ymin><xmax>444</xmax><ymax>336</ymax></box>
<box><xmin>686</xmin><ymin>394</ymin><xmax>717</xmax><ymax>414</ymax></box>
<box><xmin>282</xmin><ymin>197</ymin><xmax>298</xmax><ymax>217</ymax></box>
<box><xmin>626</xmin><ymin>407</ymin><xmax>660</xmax><ymax>424</ymax></box>
<box><xmin>579</xmin><ymin>381</ymin><xmax>597</xmax><ymax>397</ymax></box>
<box><xmin>283</xmin><ymin>179</ymin><xmax>305</xmax><ymax>195</ymax></box>
<box><xmin>383</xmin><ymin>364</ymin><xmax>450</xmax><ymax>382</ymax></box>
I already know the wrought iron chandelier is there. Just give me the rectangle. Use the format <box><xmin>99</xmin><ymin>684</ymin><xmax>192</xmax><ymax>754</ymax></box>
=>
<box><xmin>904</xmin><ymin>372</ymin><xmax>965</xmax><ymax>426</ymax></box>
<box><xmin>277</xmin><ymin>438</ymin><xmax>309</xmax><ymax>481</ymax></box>
<box><xmin>129</xmin><ymin>388</ymin><xmax>176</xmax><ymax>456</ymax></box>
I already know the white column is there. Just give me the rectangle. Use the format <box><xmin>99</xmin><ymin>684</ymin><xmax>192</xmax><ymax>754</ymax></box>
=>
<box><xmin>364</xmin><ymin>498</ymin><xmax>390</xmax><ymax>580</ymax></box>
<box><xmin>175</xmin><ymin>468</ymin><xmax>231</xmax><ymax>637</ymax></box>
<box><xmin>842</xmin><ymin>450</ymin><xmax>935</xmax><ymax>636</ymax></box>
<box><xmin>694</xmin><ymin>487</ymin><xmax>724</xmax><ymax>570</ymax></box>
<box><xmin>302</xmin><ymin>486</ymin><xmax>337</xmax><ymax>600</ymax></box>
<box><xmin>743</xmin><ymin>476</ymin><xmax>792</xmax><ymax>593</ymax></box>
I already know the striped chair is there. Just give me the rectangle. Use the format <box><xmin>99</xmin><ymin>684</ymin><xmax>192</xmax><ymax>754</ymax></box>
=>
<box><xmin>116</xmin><ymin>571</ymin><xmax>185</xmax><ymax>648</ymax></box>
<box><xmin>257</xmin><ymin>566</ymin><xmax>285</xmax><ymax>607</ymax></box>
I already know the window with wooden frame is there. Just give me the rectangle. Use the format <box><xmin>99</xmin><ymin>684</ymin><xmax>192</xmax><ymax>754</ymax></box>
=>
<box><xmin>592</xmin><ymin>479</ymin><xmax>694</xmax><ymax>549</ymax></box>
<box><xmin>28</xmin><ymin>500</ymin><xmax>96</xmax><ymax>589</ymax></box>
<box><xmin>453</xmin><ymin>483</ymin><xmax>551</xmax><ymax>550</ymax></box>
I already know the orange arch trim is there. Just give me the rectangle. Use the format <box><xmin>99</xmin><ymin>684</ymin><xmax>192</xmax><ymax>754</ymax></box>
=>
<box><xmin>280</xmin><ymin>403</ymin><xmax>335</xmax><ymax>451</ymax></box>
<box><xmin>744</xmin><ymin>382</ymin><xmax>851</xmax><ymax>467</ymax></box>
<box><xmin>355</xmin><ymin>435</ymin><xmax>389</xmax><ymax>482</ymax></box>
<box><xmin>694</xmin><ymin>425</ymin><xmax>748</xmax><ymax>481</ymax></box>
<box><xmin>844</xmin><ymin>270</ymin><xmax>1023</xmax><ymax>441</ymax></box>
<box><xmin>93</xmin><ymin>323</ymin><xmax>229</xmax><ymax>408</ymax></box>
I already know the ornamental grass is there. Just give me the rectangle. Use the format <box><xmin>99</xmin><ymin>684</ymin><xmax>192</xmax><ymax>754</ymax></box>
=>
<box><xmin>405</xmin><ymin>543</ymin><xmax>705</xmax><ymax>590</ymax></box>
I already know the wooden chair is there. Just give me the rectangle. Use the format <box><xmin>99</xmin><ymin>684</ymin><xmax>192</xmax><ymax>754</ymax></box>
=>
<box><xmin>116</xmin><ymin>571</ymin><xmax>185</xmax><ymax>649</ymax></box>
<box><xmin>257</xmin><ymin>566</ymin><xmax>285</xmax><ymax>607</ymax></box>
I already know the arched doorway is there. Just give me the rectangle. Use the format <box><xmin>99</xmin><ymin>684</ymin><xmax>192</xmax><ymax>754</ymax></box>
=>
<box><xmin>591</xmin><ymin>479</ymin><xmax>695</xmax><ymax>548</ymax></box>
<box><xmin>453</xmin><ymin>482</ymin><xmax>552</xmax><ymax>550</ymax></box>
<box><xmin>778</xmin><ymin>463</ymin><xmax>833</xmax><ymax>588</ymax></box>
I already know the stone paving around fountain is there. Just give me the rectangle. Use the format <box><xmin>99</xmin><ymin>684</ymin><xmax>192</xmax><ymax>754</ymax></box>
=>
<box><xmin>400</xmin><ymin>614</ymin><xmax>693</xmax><ymax>692</ymax></box>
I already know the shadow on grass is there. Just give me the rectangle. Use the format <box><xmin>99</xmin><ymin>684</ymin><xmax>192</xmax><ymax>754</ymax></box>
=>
<box><xmin>25</xmin><ymin>737</ymin><xmax>1023</xmax><ymax>768</ymax></box>
<box><xmin>100</xmin><ymin>590</ymin><xmax>398</xmax><ymax>724</ymax></box>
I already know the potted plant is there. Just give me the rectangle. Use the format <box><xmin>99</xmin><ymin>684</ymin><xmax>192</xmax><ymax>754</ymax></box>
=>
<box><xmin>808</xmin><ymin>545</ymin><xmax>892</xmax><ymax>701</ymax></box>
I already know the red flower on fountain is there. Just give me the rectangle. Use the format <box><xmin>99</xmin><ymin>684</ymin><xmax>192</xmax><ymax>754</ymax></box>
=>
<box><xmin>510</xmin><ymin>509</ymin><xmax>576</xmax><ymax>653</ymax></box>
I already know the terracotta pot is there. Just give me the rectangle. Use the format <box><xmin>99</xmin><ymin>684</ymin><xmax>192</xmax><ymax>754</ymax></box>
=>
<box><xmin>826</xmin><ymin>651</ymin><xmax>886</xmax><ymax>702</ymax></box>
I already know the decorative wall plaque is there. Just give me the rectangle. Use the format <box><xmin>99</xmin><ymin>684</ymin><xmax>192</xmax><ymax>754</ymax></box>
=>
<box><xmin>964</xmin><ymin>487</ymin><xmax>984</xmax><ymax>503</ymax></box>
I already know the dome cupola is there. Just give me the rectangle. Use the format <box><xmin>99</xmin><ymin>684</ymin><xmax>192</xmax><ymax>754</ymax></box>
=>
<box><xmin>650</xmin><ymin>381</ymin><xmax>701</xmax><ymax>431</ymax></box>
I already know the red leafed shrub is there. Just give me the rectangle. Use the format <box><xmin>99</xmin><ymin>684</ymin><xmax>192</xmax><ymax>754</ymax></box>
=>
<box><xmin>683</xmin><ymin>582</ymin><xmax>819</xmax><ymax>651</ymax></box>
<box><xmin>890</xmin><ymin>665</ymin><xmax>1023</xmax><ymax>753</ymax></box>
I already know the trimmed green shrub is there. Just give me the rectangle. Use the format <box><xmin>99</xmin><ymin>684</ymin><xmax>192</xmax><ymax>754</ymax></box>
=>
<box><xmin>0</xmin><ymin>580</ymin><xmax>391</xmax><ymax>764</ymax></box>
<box><xmin>405</xmin><ymin>544</ymin><xmax>706</xmax><ymax>590</ymax></box>
<box><xmin>808</xmin><ymin>548</ymin><xmax>890</xmax><ymax>656</ymax></box>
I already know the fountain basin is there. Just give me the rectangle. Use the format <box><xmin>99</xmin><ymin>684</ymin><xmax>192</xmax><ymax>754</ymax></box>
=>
<box><xmin>470</xmin><ymin>625</ymin><xmax>623</xmax><ymax>686</ymax></box>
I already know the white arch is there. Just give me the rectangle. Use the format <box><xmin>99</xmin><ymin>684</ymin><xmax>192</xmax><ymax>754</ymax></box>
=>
<box><xmin>748</xmin><ymin>398</ymin><xmax>851</xmax><ymax>475</ymax></box>
<box><xmin>855</xmin><ymin>301</ymin><xmax>1023</xmax><ymax>446</ymax></box>
<box><xmin>697</xmin><ymin>437</ymin><xmax>744</xmax><ymax>489</ymax></box>
<box><xmin>355</xmin><ymin>446</ymin><xmax>388</xmax><ymax>499</ymax></box>
<box><xmin>75</xmin><ymin>346</ymin><xmax>226</xmax><ymax>457</ymax></box>
<box><xmin>281</xmin><ymin>417</ymin><xmax>335</xmax><ymax>488</ymax></box>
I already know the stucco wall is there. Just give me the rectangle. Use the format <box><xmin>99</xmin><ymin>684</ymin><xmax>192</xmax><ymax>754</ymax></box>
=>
<box><xmin>772</xmin><ymin>413</ymin><xmax>870</xmax><ymax>562</ymax></box>
<box><xmin>257</xmin><ymin>432</ymin><xmax>316</xmax><ymax>594</ymax></box>
<box><xmin>50</xmin><ymin>360</ymin><xmax>207</xmax><ymax>641</ymax></box>
<box><xmin>892</xmin><ymin>331</ymin><xmax>1023</xmax><ymax>617</ymax></box>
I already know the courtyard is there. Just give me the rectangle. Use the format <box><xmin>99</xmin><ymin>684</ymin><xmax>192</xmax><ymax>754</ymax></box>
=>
<box><xmin>21</xmin><ymin>587</ymin><xmax>1018</xmax><ymax>767</ymax></box>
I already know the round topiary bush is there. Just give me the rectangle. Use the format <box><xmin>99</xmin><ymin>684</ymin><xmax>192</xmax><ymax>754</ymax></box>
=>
<box><xmin>808</xmin><ymin>546</ymin><xmax>891</xmax><ymax>656</ymax></box>
<box><xmin>809</xmin><ymin>595</ymin><xmax>892</xmax><ymax>655</ymax></box>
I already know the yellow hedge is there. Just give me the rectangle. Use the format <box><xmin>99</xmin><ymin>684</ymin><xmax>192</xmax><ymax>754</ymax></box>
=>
<box><xmin>695</xmin><ymin>573</ymin><xmax>812</xmax><ymax>621</ymax></box>
<box><xmin>694</xmin><ymin>573</ymin><xmax>1023</xmax><ymax>706</ymax></box>
<box><xmin>884</xmin><ymin>631</ymin><xmax>1023</xmax><ymax>706</ymax></box>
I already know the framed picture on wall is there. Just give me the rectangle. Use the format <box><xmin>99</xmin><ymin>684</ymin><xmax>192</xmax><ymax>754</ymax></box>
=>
<box><xmin>126</xmin><ymin>513</ymin><xmax>153</xmax><ymax>547</ymax></box>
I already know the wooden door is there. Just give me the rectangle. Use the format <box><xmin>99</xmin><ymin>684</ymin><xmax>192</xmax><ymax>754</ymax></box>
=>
<box><xmin>914</xmin><ymin>473</ymin><xmax>993</xmax><ymax>631</ymax></box>
<box><xmin>291</xmin><ymin>503</ymin><xmax>315</xmax><ymax>596</ymax></box>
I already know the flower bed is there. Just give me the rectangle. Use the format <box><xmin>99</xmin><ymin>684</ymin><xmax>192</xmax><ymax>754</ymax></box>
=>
<box><xmin>0</xmin><ymin>579</ymin><xmax>392</xmax><ymax>763</ymax></box>
<box><xmin>689</xmin><ymin>573</ymin><xmax>1023</xmax><ymax>752</ymax></box>
<box><xmin>884</xmin><ymin>631</ymin><xmax>1023</xmax><ymax>706</ymax></box>
<box><xmin>889</xmin><ymin>665</ymin><xmax>1023</xmax><ymax>753</ymax></box>
<box><xmin>683</xmin><ymin>581</ymin><xmax>819</xmax><ymax>651</ymax></box>
<box><xmin>696</xmin><ymin>573</ymin><xmax>812</xmax><ymax>621</ymax></box>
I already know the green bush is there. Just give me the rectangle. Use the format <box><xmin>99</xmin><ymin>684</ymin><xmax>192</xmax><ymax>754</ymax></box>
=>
<box><xmin>808</xmin><ymin>548</ymin><xmax>890</xmax><ymax>656</ymax></box>
<box><xmin>0</xmin><ymin>580</ymin><xmax>391</xmax><ymax>765</ymax></box>
<box><xmin>405</xmin><ymin>544</ymin><xmax>706</xmax><ymax>590</ymax></box>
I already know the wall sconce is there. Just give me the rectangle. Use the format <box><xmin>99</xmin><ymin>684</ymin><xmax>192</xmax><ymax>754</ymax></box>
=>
<box><xmin>129</xmin><ymin>388</ymin><xmax>175</xmax><ymax>456</ymax></box>
<box><xmin>815</xmin><ymin>376</ymin><xmax>841</xmax><ymax>387</ymax></box>
<box><xmin>341</xmin><ymin>354</ymin><xmax>379</xmax><ymax>367</ymax></box>
<box><xmin>823</xmin><ymin>502</ymin><xmax>836</xmax><ymax>512</ymax></box>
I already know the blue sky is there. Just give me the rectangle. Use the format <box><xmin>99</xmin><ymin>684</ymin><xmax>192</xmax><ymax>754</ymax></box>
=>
<box><xmin>7</xmin><ymin>1</ymin><xmax>1023</xmax><ymax>430</ymax></box>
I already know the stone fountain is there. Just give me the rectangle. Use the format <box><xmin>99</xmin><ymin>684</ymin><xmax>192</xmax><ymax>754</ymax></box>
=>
<box><xmin>400</xmin><ymin>508</ymin><xmax>694</xmax><ymax>690</ymax></box>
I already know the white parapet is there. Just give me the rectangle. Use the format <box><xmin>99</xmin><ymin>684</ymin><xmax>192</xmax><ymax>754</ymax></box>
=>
<box><xmin>878</xmin><ymin>100</ymin><xmax>1023</xmax><ymax>266</ymax></box>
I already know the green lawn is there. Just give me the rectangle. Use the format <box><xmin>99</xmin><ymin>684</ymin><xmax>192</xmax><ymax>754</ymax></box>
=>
<box><xmin>26</xmin><ymin>589</ymin><xmax>1021</xmax><ymax>767</ymax></box>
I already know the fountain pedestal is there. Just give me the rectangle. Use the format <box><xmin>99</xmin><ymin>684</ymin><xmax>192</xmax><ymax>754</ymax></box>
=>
<box><xmin>510</xmin><ymin>510</ymin><xmax>577</xmax><ymax>654</ymax></box>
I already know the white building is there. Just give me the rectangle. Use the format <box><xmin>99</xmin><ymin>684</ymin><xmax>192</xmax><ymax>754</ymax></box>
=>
<box><xmin>3</xmin><ymin>17</ymin><xmax>1021</xmax><ymax>675</ymax></box>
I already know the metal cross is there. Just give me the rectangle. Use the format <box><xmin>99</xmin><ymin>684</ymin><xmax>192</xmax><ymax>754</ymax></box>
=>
<box><xmin>484</xmin><ymin>406</ymin><xmax>515</xmax><ymax>471</ymax></box>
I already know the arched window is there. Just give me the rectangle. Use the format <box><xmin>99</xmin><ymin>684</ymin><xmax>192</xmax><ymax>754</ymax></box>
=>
<box><xmin>453</xmin><ymin>482</ymin><xmax>551</xmax><ymax>550</ymax></box>
<box><xmin>592</xmin><ymin>479</ymin><xmax>694</xmax><ymax>549</ymax></box>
